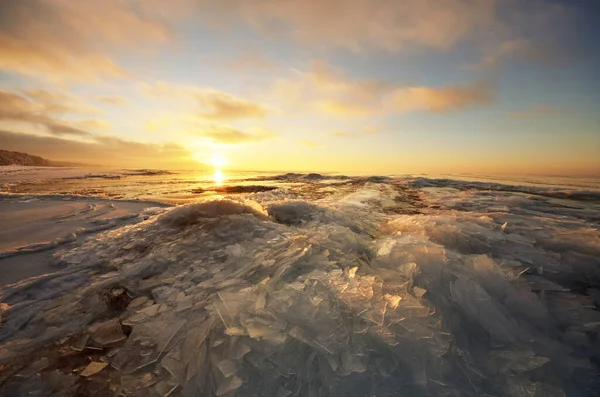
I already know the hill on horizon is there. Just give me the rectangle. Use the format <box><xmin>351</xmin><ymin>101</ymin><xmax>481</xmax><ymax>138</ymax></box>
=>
<box><xmin>0</xmin><ymin>149</ymin><xmax>83</xmax><ymax>167</ymax></box>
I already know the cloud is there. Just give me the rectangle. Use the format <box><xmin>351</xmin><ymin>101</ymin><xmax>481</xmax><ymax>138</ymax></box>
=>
<box><xmin>191</xmin><ymin>0</ymin><xmax>499</xmax><ymax>52</ymax></box>
<box><xmin>0</xmin><ymin>130</ymin><xmax>193</xmax><ymax>168</ymax></box>
<box><xmin>194</xmin><ymin>125</ymin><xmax>275</xmax><ymax>144</ymax></box>
<box><xmin>224</xmin><ymin>52</ymin><xmax>279</xmax><ymax>71</ymax></box>
<box><xmin>0</xmin><ymin>0</ymin><xmax>170</xmax><ymax>81</ymax></box>
<box><xmin>299</xmin><ymin>140</ymin><xmax>320</xmax><ymax>147</ymax></box>
<box><xmin>0</xmin><ymin>0</ymin><xmax>578</xmax><ymax>83</ymax></box>
<box><xmin>271</xmin><ymin>62</ymin><xmax>390</xmax><ymax>117</ymax></box>
<box><xmin>273</xmin><ymin>62</ymin><xmax>492</xmax><ymax>117</ymax></box>
<box><xmin>94</xmin><ymin>95</ymin><xmax>128</xmax><ymax>105</ymax></box>
<box><xmin>198</xmin><ymin>91</ymin><xmax>267</xmax><ymax>120</ymax></box>
<box><xmin>316</xmin><ymin>100</ymin><xmax>376</xmax><ymax>118</ymax></box>
<box><xmin>76</xmin><ymin>119</ymin><xmax>113</xmax><ymax>131</ymax></box>
<box><xmin>386</xmin><ymin>81</ymin><xmax>492</xmax><ymax>112</ymax></box>
<box><xmin>141</xmin><ymin>81</ymin><xmax>268</xmax><ymax>120</ymax></box>
<box><xmin>509</xmin><ymin>105</ymin><xmax>566</xmax><ymax>120</ymax></box>
<box><xmin>331</xmin><ymin>126</ymin><xmax>380</xmax><ymax>138</ymax></box>
<box><xmin>0</xmin><ymin>89</ymin><xmax>108</xmax><ymax>136</ymax></box>
<box><xmin>466</xmin><ymin>39</ymin><xmax>558</xmax><ymax>69</ymax></box>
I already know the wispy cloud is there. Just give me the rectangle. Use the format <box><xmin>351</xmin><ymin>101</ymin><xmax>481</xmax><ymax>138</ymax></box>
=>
<box><xmin>299</xmin><ymin>140</ymin><xmax>320</xmax><ymax>147</ymax></box>
<box><xmin>0</xmin><ymin>0</ymin><xmax>170</xmax><ymax>81</ymax></box>
<box><xmin>509</xmin><ymin>105</ymin><xmax>566</xmax><ymax>120</ymax></box>
<box><xmin>465</xmin><ymin>39</ymin><xmax>559</xmax><ymax>70</ymax></box>
<box><xmin>19</xmin><ymin>89</ymin><xmax>101</xmax><ymax>115</ymax></box>
<box><xmin>0</xmin><ymin>89</ymin><xmax>106</xmax><ymax>137</ymax></box>
<box><xmin>273</xmin><ymin>62</ymin><xmax>492</xmax><ymax>117</ymax></box>
<box><xmin>331</xmin><ymin>126</ymin><xmax>380</xmax><ymax>138</ymax></box>
<box><xmin>191</xmin><ymin>0</ymin><xmax>499</xmax><ymax>52</ymax></box>
<box><xmin>386</xmin><ymin>81</ymin><xmax>492</xmax><ymax>112</ymax></box>
<box><xmin>94</xmin><ymin>95</ymin><xmax>128</xmax><ymax>105</ymax></box>
<box><xmin>224</xmin><ymin>51</ymin><xmax>279</xmax><ymax>72</ymax></box>
<box><xmin>195</xmin><ymin>125</ymin><xmax>275</xmax><ymax>144</ymax></box>
<box><xmin>141</xmin><ymin>81</ymin><xmax>268</xmax><ymax>120</ymax></box>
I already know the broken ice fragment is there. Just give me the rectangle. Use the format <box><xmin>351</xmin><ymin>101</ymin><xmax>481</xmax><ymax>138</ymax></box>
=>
<box><xmin>224</xmin><ymin>326</ymin><xmax>247</xmax><ymax>336</ymax></box>
<box><xmin>348</xmin><ymin>266</ymin><xmax>358</xmax><ymax>279</ymax></box>
<box><xmin>161</xmin><ymin>352</ymin><xmax>186</xmax><ymax>381</ymax></box>
<box><xmin>216</xmin><ymin>375</ymin><xmax>242</xmax><ymax>396</ymax></box>
<box><xmin>244</xmin><ymin>317</ymin><xmax>273</xmax><ymax>339</ymax></box>
<box><xmin>111</xmin><ymin>319</ymin><xmax>186</xmax><ymax>374</ymax></box>
<box><xmin>154</xmin><ymin>379</ymin><xmax>179</xmax><ymax>396</ymax></box>
<box><xmin>90</xmin><ymin>318</ymin><xmax>125</xmax><ymax>345</ymax></box>
<box><xmin>413</xmin><ymin>287</ymin><xmax>427</xmax><ymax>298</ymax></box>
<box><xmin>254</xmin><ymin>292</ymin><xmax>266</xmax><ymax>311</ymax></box>
<box><xmin>361</xmin><ymin>301</ymin><xmax>388</xmax><ymax>326</ymax></box>
<box><xmin>139</xmin><ymin>278</ymin><xmax>162</xmax><ymax>291</ymax></box>
<box><xmin>229</xmin><ymin>342</ymin><xmax>251</xmax><ymax>360</ymax></box>
<box><xmin>80</xmin><ymin>362</ymin><xmax>108</xmax><ymax>377</ymax></box>
<box><xmin>139</xmin><ymin>304</ymin><xmax>160</xmax><ymax>317</ymax></box>
<box><xmin>217</xmin><ymin>359</ymin><xmax>238</xmax><ymax>377</ymax></box>
<box><xmin>70</xmin><ymin>334</ymin><xmax>89</xmax><ymax>351</ymax></box>
<box><xmin>16</xmin><ymin>357</ymin><xmax>49</xmax><ymax>378</ymax></box>
<box><xmin>176</xmin><ymin>297</ymin><xmax>193</xmax><ymax>312</ymax></box>
<box><xmin>128</xmin><ymin>296</ymin><xmax>151</xmax><ymax>310</ymax></box>
<box><xmin>383</xmin><ymin>293</ymin><xmax>402</xmax><ymax>309</ymax></box>
<box><xmin>122</xmin><ymin>312</ymin><xmax>149</xmax><ymax>326</ymax></box>
<box><xmin>289</xmin><ymin>326</ymin><xmax>332</xmax><ymax>354</ymax></box>
<box><xmin>377</xmin><ymin>240</ymin><xmax>397</xmax><ymax>256</ymax></box>
<box><xmin>341</xmin><ymin>350</ymin><xmax>366</xmax><ymax>373</ymax></box>
<box><xmin>120</xmin><ymin>373</ymin><xmax>156</xmax><ymax>394</ymax></box>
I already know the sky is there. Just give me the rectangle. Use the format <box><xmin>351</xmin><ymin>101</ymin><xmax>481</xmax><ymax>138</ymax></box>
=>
<box><xmin>0</xmin><ymin>0</ymin><xmax>598</xmax><ymax>175</ymax></box>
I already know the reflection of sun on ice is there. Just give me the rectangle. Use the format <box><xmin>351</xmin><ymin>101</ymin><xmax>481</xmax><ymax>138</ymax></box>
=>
<box><xmin>213</xmin><ymin>169</ymin><xmax>224</xmax><ymax>186</ymax></box>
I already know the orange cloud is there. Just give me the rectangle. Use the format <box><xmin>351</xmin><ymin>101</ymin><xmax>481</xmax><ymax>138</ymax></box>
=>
<box><xmin>21</xmin><ymin>89</ymin><xmax>101</xmax><ymax>115</ymax></box>
<box><xmin>141</xmin><ymin>82</ymin><xmax>268</xmax><ymax>120</ymax></box>
<box><xmin>0</xmin><ymin>0</ymin><xmax>170</xmax><ymax>81</ymax></box>
<box><xmin>198</xmin><ymin>91</ymin><xmax>267</xmax><ymax>120</ymax></box>
<box><xmin>316</xmin><ymin>100</ymin><xmax>375</xmax><ymax>118</ymax></box>
<box><xmin>224</xmin><ymin>52</ymin><xmax>279</xmax><ymax>71</ymax></box>
<box><xmin>0</xmin><ymin>89</ymin><xmax>108</xmax><ymax>136</ymax></box>
<box><xmin>271</xmin><ymin>62</ymin><xmax>390</xmax><ymax>117</ymax></box>
<box><xmin>387</xmin><ymin>82</ymin><xmax>492</xmax><ymax>112</ymax></box>
<box><xmin>76</xmin><ymin>119</ymin><xmax>112</xmax><ymax>131</ymax></box>
<box><xmin>94</xmin><ymin>95</ymin><xmax>128</xmax><ymax>105</ymax></box>
<box><xmin>273</xmin><ymin>62</ymin><xmax>492</xmax><ymax>117</ymax></box>
<box><xmin>331</xmin><ymin>126</ymin><xmax>380</xmax><ymax>138</ymax></box>
<box><xmin>195</xmin><ymin>125</ymin><xmax>275</xmax><ymax>144</ymax></box>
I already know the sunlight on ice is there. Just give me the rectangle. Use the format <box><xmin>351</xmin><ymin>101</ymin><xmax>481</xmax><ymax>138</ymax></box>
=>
<box><xmin>213</xmin><ymin>169</ymin><xmax>224</xmax><ymax>186</ymax></box>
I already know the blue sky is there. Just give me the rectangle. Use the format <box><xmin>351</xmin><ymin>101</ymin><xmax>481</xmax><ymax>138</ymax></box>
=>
<box><xmin>0</xmin><ymin>0</ymin><xmax>598</xmax><ymax>174</ymax></box>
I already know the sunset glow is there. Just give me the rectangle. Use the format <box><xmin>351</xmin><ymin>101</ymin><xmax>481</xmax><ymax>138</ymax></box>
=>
<box><xmin>211</xmin><ymin>154</ymin><xmax>227</xmax><ymax>168</ymax></box>
<box><xmin>1</xmin><ymin>2</ymin><xmax>600</xmax><ymax>394</ymax></box>
<box><xmin>0</xmin><ymin>1</ymin><xmax>597</xmax><ymax>175</ymax></box>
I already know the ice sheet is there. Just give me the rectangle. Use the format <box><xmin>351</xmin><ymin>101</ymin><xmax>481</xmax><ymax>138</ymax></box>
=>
<box><xmin>0</xmin><ymin>175</ymin><xmax>599</xmax><ymax>396</ymax></box>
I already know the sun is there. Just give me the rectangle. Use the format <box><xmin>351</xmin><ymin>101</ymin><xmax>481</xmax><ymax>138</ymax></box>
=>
<box><xmin>211</xmin><ymin>154</ymin><xmax>227</xmax><ymax>168</ymax></box>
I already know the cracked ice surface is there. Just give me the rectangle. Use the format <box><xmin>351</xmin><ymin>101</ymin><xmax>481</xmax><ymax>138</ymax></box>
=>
<box><xmin>1</xmin><ymin>177</ymin><xmax>600</xmax><ymax>396</ymax></box>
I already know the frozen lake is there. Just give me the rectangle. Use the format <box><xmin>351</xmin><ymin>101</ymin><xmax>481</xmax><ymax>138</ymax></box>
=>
<box><xmin>1</xmin><ymin>168</ymin><xmax>599</xmax><ymax>396</ymax></box>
